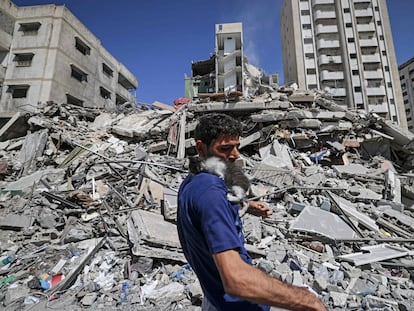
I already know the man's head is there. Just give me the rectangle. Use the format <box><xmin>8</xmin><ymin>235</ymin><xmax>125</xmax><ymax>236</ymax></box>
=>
<box><xmin>194</xmin><ymin>113</ymin><xmax>242</xmax><ymax>162</ymax></box>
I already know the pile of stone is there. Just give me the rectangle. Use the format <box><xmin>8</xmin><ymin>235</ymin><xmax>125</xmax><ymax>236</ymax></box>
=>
<box><xmin>0</xmin><ymin>87</ymin><xmax>413</xmax><ymax>310</ymax></box>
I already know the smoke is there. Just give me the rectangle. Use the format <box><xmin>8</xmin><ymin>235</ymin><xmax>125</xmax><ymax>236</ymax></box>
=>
<box><xmin>230</xmin><ymin>1</ymin><xmax>280</xmax><ymax>70</ymax></box>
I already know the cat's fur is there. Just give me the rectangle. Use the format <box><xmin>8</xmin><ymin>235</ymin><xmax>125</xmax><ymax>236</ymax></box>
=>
<box><xmin>189</xmin><ymin>156</ymin><xmax>250</xmax><ymax>216</ymax></box>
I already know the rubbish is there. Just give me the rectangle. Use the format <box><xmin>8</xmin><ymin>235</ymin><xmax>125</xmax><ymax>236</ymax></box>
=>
<box><xmin>0</xmin><ymin>85</ymin><xmax>413</xmax><ymax>310</ymax></box>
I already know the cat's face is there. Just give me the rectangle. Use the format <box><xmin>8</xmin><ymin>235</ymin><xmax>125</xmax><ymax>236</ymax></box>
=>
<box><xmin>196</xmin><ymin>134</ymin><xmax>240</xmax><ymax>162</ymax></box>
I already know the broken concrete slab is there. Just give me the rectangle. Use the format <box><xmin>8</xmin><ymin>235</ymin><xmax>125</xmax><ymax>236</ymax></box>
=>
<box><xmin>289</xmin><ymin>206</ymin><xmax>357</xmax><ymax>240</ymax></box>
<box><xmin>337</xmin><ymin>244</ymin><xmax>411</xmax><ymax>266</ymax></box>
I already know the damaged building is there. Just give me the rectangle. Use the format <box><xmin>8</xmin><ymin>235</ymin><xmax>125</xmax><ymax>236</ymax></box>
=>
<box><xmin>185</xmin><ymin>22</ymin><xmax>279</xmax><ymax>102</ymax></box>
<box><xmin>0</xmin><ymin>0</ymin><xmax>138</xmax><ymax>113</ymax></box>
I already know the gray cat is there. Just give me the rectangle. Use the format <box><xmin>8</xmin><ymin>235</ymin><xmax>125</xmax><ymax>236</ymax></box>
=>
<box><xmin>188</xmin><ymin>156</ymin><xmax>250</xmax><ymax>216</ymax></box>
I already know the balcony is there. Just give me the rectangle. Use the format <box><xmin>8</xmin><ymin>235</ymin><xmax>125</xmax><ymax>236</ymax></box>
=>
<box><xmin>315</xmin><ymin>24</ymin><xmax>338</xmax><ymax>35</ymax></box>
<box><xmin>320</xmin><ymin>70</ymin><xmax>344</xmax><ymax>81</ymax></box>
<box><xmin>366</xmin><ymin>86</ymin><xmax>386</xmax><ymax>96</ymax></box>
<box><xmin>359</xmin><ymin>37</ymin><xmax>378</xmax><ymax>47</ymax></box>
<box><xmin>363</xmin><ymin>69</ymin><xmax>382</xmax><ymax>79</ymax></box>
<box><xmin>323</xmin><ymin>86</ymin><xmax>346</xmax><ymax>97</ymax></box>
<box><xmin>357</xmin><ymin>23</ymin><xmax>375</xmax><ymax>32</ymax></box>
<box><xmin>319</xmin><ymin>55</ymin><xmax>342</xmax><ymax>65</ymax></box>
<box><xmin>368</xmin><ymin>102</ymin><xmax>388</xmax><ymax>113</ymax></box>
<box><xmin>316</xmin><ymin>38</ymin><xmax>340</xmax><ymax>49</ymax></box>
<box><xmin>312</xmin><ymin>0</ymin><xmax>334</xmax><ymax>5</ymax></box>
<box><xmin>314</xmin><ymin>10</ymin><xmax>336</xmax><ymax>20</ymax></box>
<box><xmin>355</xmin><ymin>8</ymin><xmax>374</xmax><ymax>18</ymax></box>
<box><xmin>361</xmin><ymin>54</ymin><xmax>381</xmax><ymax>63</ymax></box>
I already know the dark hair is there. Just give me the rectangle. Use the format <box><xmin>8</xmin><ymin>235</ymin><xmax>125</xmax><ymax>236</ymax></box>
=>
<box><xmin>194</xmin><ymin>113</ymin><xmax>242</xmax><ymax>146</ymax></box>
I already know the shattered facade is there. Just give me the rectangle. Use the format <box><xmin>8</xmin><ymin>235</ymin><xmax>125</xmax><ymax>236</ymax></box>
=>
<box><xmin>0</xmin><ymin>84</ymin><xmax>414</xmax><ymax>310</ymax></box>
<box><xmin>0</xmin><ymin>0</ymin><xmax>138</xmax><ymax>113</ymax></box>
<box><xmin>399</xmin><ymin>56</ymin><xmax>414</xmax><ymax>133</ymax></box>
<box><xmin>215</xmin><ymin>22</ymin><xmax>244</xmax><ymax>94</ymax></box>
<box><xmin>186</xmin><ymin>22</ymin><xmax>278</xmax><ymax>101</ymax></box>
<box><xmin>280</xmin><ymin>0</ymin><xmax>407</xmax><ymax>130</ymax></box>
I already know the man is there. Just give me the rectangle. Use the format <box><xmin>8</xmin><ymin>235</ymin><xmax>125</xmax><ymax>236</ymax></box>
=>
<box><xmin>177</xmin><ymin>113</ymin><xmax>326</xmax><ymax>311</ymax></box>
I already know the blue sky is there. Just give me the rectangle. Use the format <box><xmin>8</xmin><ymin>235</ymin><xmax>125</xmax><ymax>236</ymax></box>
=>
<box><xmin>12</xmin><ymin>0</ymin><xmax>414</xmax><ymax>106</ymax></box>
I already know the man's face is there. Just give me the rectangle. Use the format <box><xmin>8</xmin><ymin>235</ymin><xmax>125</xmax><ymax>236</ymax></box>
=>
<box><xmin>196</xmin><ymin>134</ymin><xmax>240</xmax><ymax>162</ymax></box>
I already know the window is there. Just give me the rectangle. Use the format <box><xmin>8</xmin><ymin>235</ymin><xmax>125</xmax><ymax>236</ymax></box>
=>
<box><xmin>382</xmin><ymin>51</ymin><xmax>387</xmax><ymax>56</ymax></box>
<box><xmin>8</xmin><ymin>85</ymin><xmax>29</xmax><ymax>98</ymax></box>
<box><xmin>307</xmin><ymin>68</ymin><xmax>316</xmax><ymax>74</ymax></box>
<box><xmin>403</xmin><ymin>91</ymin><xmax>408</xmax><ymax>96</ymax></box>
<box><xmin>100</xmin><ymin>87</ymin><xmax>111</xmax><ymax>99</ymax></box>
<box><xmin>344</xmin><ymin>8</ymin><xmax>350</xmax><ymax>13</ymax></box>
<box><xmin>302</xmin><ymin>24</ymin><xmax>311</xmax><ymax>30</ymax></box>
<box><xmin>352</xmin><ymin>70</ymin><xmax>359</xmax><ymax>75</ymax></box>
<box><xmin>347</xmin><ymin>37</ymin><xmax>355</xmax><ymax>43</ymax></box>
<box><xmin>18</xmin><ymin>22</ymin><xmax>41</xmax><ymax>36</ymax></box>
<box><xmin>66</xmin><ymin>94</ymin><xmax>83</xmax><ymax>106</ymax></box>
<box><xmin>102</xmin><ymin>63</ymin><xmax>113</xmax><ymax>77</ymax></box>
<box><xmin>346</xmin><ymin>23</ymin><xmax>352</xmax><ymax>27</ymax></box>
<box><xmin>75</xmin><ymin>37</ymin><xmax>90</xmax><ymax>55</ymax></box>
<box><xmin>14</xmin><ymin>53</ymin><xmax>34</xmax><ymax>67</ymax></box>
<box><xmin>377</xmin><ymin>21</ymin><xmax>382</xmax><ymax>26</ymax></box>
<box><xmin>116</xmin><ymin>93</ymin><xmax>127</xmax><ymax>105</ymax></box>
<box><xmin>350</xmin><ymin>53</ymin><xmax>357</xmax><ymax>59</ymax></box>
<box><xmin>354</xmin><ymin>86</ymin><xmax>362</xmax><ymax>92</ymax></box>
<box><xmin>70</xmin><ymin>65</ymin><xmax>88</xmax><ymax>82</ymax></box>
<box><xmin>301</xmin><ymin>10</ymin><xmax>310</xmax><ymax>15</ymax></box>
<box><xmin>304</xmin><ymin>37</ymin><xmax>313</xmax><ymax>44</ymax></box>
<box><xmin>379</xmin><ymin>35</ymin><xmax>384</xmax><ymax>40</ymax></box>
<box><xmin>118</xmin><ymin>73</ymin><xmax>135</xmax><ymax>91</ymax></box>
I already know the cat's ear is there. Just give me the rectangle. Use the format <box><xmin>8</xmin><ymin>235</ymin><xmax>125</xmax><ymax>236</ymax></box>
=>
<box><xmin>188</xmin><ymin>156</ymin><xmax>201</xmax><ymax>174</ymax></box>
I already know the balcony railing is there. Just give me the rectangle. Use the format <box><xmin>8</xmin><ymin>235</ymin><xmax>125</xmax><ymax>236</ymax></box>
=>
<box><xmin>361</xmin><ymin>54</ymin><xmax>381</xmax><ymax>63</ymax></box>
<box><xmin>315</xmin><ymin>24</ymin><xmax>338</xmax><ymax>34</ymax></box>
<box><xmin>319</xmin><ymin>55</ymin><xmax>342</xmax><ymax>65</ymax></box>
<box><xmin>366</xmin><ymin>86</ymin><xmax>386</xmax><ymax>96</ymax></box>
<box><xmin>320</xmin><ymin>70</ymin><xmax>344</xmax><ymax>81</ymax></box>
<box><xmin>316</xmin><ymin>38</ymin><xmax>340</xmax><ymax>49</ymax></box>
<box><xmin>314</xmin><ymin>10</ymin><xmax>336</xmax><ymax>20</ymax></box>
<box><xmin>357</xmin><ymin>23</ymin><xmax>375</xmax><ymax>32</ymax></box>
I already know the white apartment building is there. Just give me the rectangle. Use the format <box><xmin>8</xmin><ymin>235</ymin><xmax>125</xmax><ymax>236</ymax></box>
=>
<box><xmin>215</xmin><ymin>22</ymin><xmax>244</xmax><ymax>94</ymax></box>
<box><xmin>281</xmin><ymin>0</ymin><xmax>407</xmax><ymax>129</ymax></box>
<box><xmin>0</xmin><ymin>0</ymin><xmax>137</xmax><ymax>113</ymax></box>
<box><xmin>399</xmin><ymin>56</ymin><xmax>414</xmax><ymax>132</ymax></box>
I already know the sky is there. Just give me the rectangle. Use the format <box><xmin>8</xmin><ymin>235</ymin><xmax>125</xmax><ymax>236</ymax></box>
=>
<box><xmin>12</xmin><ymin>0</ymin><xmax>414</xmax><ymax>106</ymax></box>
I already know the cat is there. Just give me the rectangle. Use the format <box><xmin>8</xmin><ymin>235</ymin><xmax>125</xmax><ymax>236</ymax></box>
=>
<box><xmin>188</xmin><ymin>156</ymin><xmax>250</xmax><ymax>216</ymax></box>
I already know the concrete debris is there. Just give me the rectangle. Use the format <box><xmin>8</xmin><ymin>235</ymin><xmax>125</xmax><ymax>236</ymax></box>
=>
<box><xmin>0</xmin><ymin>87</ymin><xmax>414</xmax><ymax>310</ymax></box>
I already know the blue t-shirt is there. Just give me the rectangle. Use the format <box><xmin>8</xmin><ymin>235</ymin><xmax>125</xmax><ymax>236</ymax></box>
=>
<box><xmin>177</xmin><ymin>172</ymin><xmax>270</xmax><ymax>311</ymax></box>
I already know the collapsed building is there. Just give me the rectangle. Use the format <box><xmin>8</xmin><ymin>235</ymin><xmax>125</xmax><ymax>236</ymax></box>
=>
<box><xmin>0</xmin><ymin>80</ymin><xmax>413</xmax><ymax>310</ymax></box>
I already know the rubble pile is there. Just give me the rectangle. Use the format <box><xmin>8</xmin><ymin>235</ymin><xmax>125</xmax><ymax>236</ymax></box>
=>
<box><xmin>0</xmin><ymin>88</ymin><xmax>413</xmax><ymax>311</ymax></box>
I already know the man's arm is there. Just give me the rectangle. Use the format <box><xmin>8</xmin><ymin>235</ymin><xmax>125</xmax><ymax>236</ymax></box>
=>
<box><xmin>213</xmin><ymin>249</ymin><xmax>327</xmax><ymax>311</ymax></box>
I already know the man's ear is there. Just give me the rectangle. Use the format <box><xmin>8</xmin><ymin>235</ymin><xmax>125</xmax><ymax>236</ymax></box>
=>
<box><xmin>196</xmin><ymin>140</ymin><xmax>207</xmax><ymax>157</ymax></box>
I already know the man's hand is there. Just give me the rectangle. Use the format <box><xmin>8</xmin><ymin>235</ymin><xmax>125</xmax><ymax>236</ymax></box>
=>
<box><xmin>247</xmin><ymin>201</ymin><xmax>272</xmax><ymax>218</ymax></box>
